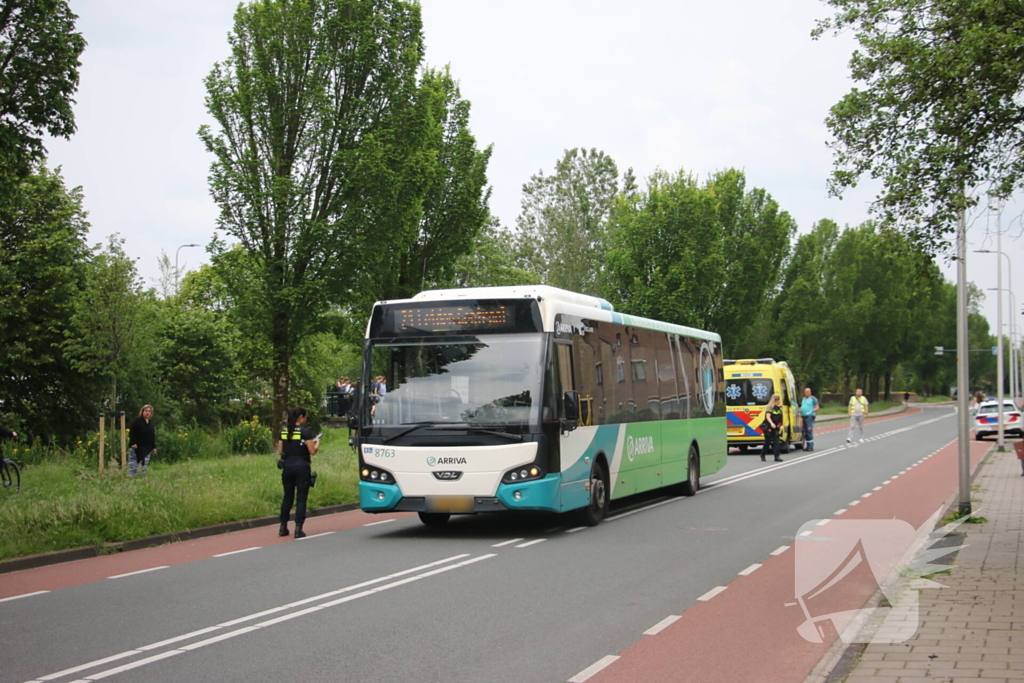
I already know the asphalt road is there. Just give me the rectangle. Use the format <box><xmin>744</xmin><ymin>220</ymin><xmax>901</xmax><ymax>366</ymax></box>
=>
<box><xmin>4</xmin><ymin>406</ymin><xmax>967</xmax><ymax>683</ymax></box>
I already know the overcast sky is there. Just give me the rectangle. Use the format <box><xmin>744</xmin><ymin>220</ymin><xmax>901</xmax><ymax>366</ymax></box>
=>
<box><xmin>46</xmin><ymin>0</ymin><xmax>1024</xmax><ymax>346</ymax></box>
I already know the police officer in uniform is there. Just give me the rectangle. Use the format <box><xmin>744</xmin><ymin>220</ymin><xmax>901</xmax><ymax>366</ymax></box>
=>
<box><xmin>278</xmin><ymin>407</ymin><xmax>320</xmax><ymax>538</ymax></box>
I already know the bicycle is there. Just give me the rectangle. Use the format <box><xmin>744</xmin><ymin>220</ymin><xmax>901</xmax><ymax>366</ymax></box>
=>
<box><xmin>1</xmin><ymin>455</ymin><xmax>20</xmax><ymax>493</ymax></box>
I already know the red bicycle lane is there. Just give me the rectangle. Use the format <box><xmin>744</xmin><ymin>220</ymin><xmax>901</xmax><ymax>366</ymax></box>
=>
<box><xmin>0</xmin><ymin>509</ymin><xmax>413</xmax><ymax>602</ymax></box>
<box><xmin>584</xmin><ymin>435</ymin><xmax>989</xmax><ymax>683</ymax></box>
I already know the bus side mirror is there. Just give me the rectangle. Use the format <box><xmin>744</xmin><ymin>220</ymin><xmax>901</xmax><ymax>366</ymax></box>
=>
<box><xmin>562</xmin><ymin>391</ymin><xmax>579</xmax><ymax>434</ymax></box>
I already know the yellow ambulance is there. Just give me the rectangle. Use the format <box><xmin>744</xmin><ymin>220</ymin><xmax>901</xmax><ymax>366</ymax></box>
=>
<box><xmin>723</xmin><ymin>358</ymin><xmax>803</xmax><ymax>453</ymax></box>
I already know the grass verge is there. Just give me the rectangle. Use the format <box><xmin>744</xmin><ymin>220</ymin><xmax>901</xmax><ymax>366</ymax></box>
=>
<box><xmin>0</xmin><ymin>429</ymin><xmax>358</xmax><ymax>562</ymax></box>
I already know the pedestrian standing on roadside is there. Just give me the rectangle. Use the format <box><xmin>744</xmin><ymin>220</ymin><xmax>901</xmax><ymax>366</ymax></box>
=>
<box><xmin>800</xmin><ymin>387</ymin><xmax>820</xmax><ymax>452</ymax></box>
<box><xmin>847</xmin><ymin>389</ymin><xmax>869</xmax><ymax>445</ymax></box>
<box><xmin>760</xmin><ymin>394</ymin><xmax>784</xmax><ymax>462</ymax></box>
<box><xmin>128</xmin><ymin>405</ymin><xmax>157</xmax><ymax>476</ymax></box>
<box><xmin>277</xmin><ymin>407</ymin><xmax>320</xmax><ymax>539</ymax></box>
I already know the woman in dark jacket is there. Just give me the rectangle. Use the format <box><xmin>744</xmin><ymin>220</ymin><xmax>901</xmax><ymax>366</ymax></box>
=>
<box><xmin>277</xmin><ymin>407</ymin><xmax>320</xmax><ymax>538</ymax></box>
<box><xmin>128</xmin><ymin>404</ymin><xmax>157</xmax><ymax>476</ymax></box>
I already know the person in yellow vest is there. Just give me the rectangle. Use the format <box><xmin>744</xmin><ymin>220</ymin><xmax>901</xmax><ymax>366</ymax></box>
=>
<box><xmin>277</xmin><ymin>407</ymin><xmax>320</xmax><ymax>538</ymax></box>
<box><xmin>847</xmin><ymin>389</ymin><xmax>870</xmax><ymax>445</ymax></box>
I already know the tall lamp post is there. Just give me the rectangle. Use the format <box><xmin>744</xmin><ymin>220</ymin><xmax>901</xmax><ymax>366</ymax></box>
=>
<box><xmin>175</xmin><ymin>243</ymin><xmax>200</xmax><ymax>294</ymax></box>
<box><xmin>976</xmin><ymin>247</ymin><xmax>1013</xmax><ymax>451</ymax></box>
<box><xmin>990</xmin><ymin>287</ymin><xmax>1019</xmax><ymax>410</ymax></box>
<box><xmin>956</xmin><ymin>209</ymin><xmax>971</xmax><ymax>516</ymax></box>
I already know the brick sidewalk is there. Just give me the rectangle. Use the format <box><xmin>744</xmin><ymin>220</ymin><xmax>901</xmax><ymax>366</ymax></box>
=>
<box><xmin>840</xmin><ymin>446</ymin><xmax>1024</xmax><ymax>683</ymax></box>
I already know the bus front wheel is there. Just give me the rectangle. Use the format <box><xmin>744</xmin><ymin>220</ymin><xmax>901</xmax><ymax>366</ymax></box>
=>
<box><xmin>418</xmin><ymin>512</ymin><xmax>451</xmax><ymax>527</ymax></box>
<box><xmin>679</xmin><ymin>445</ymin><xmax>700</xmax><ymax>496</ymax></box>
<box><xmin>577</xmin><ymin>460</ymin><xmax>609</xmax><ymax>526</ymax></box>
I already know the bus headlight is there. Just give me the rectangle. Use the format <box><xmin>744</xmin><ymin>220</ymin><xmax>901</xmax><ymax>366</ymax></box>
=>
<box><xmin>361</xmin><ymin>465</ymin><xmax>396</xmax><ymax>483</ymax></box>
<box><xmin>502</xmin><ymin>465</ymin><xmax>543</xmax><ymax>484</ymax></box>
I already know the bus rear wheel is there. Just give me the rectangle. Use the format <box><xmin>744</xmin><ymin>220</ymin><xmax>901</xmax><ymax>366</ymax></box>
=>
<box><xmin>679</xmin><ymin>445</ymin><xmax>700</xmax><ymax>496</ymax></box>
<box><xmin>418</xmin><ymin>512</ymin><xmax>451</xmax><ymax>527</ymax></box>
<box><xmin>576</xmin><ymin>460</ymin><xmax>609</xmax><ymax>526</ymax></box>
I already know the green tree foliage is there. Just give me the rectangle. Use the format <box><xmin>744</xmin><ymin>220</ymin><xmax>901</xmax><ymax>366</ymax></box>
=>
<box><xmin>452</xmin><ymin>217</ymin><xmax>541</xmax><ymax>288</ymax></box>
<box><xmin>200</xmin><ymin>0</ymin><xmax>487</xmax><ymax>429</ymax></box>
<box><xmin>64</xmin><ymin>235</ymin><xmax>153</xmax><ymax>414</ymax></box>
<box><xmin>814</xmin><ymin>0</ymin><xmax>1024</xmax><ymax>249</ymax></box>
<box><xmin>155</xmin><ymin>307</ymin><xmax>240</xmax><ymax>427</ymax></box>
<box><xmin>0</xmin><ymin>0</ymin><xmax>86</xmax><ymax>182</ymax></box>
<box><xmin>516</xmin><ymin>148</ymin><xmax>619</xmax><ymax>295</ymax></box>
<box><xmin>376</xmin><ymin>67</ymin><xmax>492</xmax><ymax>301</ymax></box>
<box><xmin>0</xmin><ymin>164</ymin><xmax>93</xmax><ymax>439</ymax></box>
<box><xmin>602</xmin><ymin>168</ymin><xmax>794</xmax><ymax>346</ymax></box>
<box><xmin>772</xmin><ymin>220</ymin><xmax>953</xmax><ymax>397</ymax></box>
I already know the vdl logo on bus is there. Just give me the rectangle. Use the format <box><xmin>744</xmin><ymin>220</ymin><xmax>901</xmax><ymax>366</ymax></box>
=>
<box><xmin>625</xmin><ymin>435</ymin><xmax>655</xmax><ymax>461</ymax></box>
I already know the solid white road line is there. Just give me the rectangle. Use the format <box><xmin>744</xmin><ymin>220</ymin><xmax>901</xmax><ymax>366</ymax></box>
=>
<box><xmin>738</xmin><ymin>563</ymin><xmax>762</xmax><ymax>576</ymax></box>
<box><xmin>0</xmin><ymin>590</ymin><xmax>48</xmax><ymax>603</ymax></box>
<box><xmin>29</xmin><ymin>554</ymin><xmax>474</xmax><ymax>683</ymax></box>
<box><xmin>106</xmin><ymin>566</ymin><xmax>169</xmax><ymax>580</ymax></box>
<box><xmin>491</xmin><ymin>538</ymin><xmax>525</xmax><ymax>547</ymax></box>
<box><xmin>697</xmin><ymin>586</ymin><xmax>727</xmax><ymax>602</ymax></box>
<box><xmin>213</xmin><ymin>547</ymin><xmax>260</xmax><ymax>558</ymax></box>
<box><xmin>643</xmin><ymin>615</ymin><xmax>681</xmax><ymax>635</ymax></box>
<box><xmin>515</xmin><ymin>539</ymin><xmax>547</xmax><ymax>548</ymax></box>
<box><xmin>569</xmin><ymin>655</ymin><xmax>621</xmax><ymax>682</ymax></box>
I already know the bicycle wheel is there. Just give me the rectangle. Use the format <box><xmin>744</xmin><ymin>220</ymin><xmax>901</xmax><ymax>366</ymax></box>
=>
<box><xmin>1</xmin><ymin>459</ymin><xmax>20</xmax><ymax>493</ymax></box>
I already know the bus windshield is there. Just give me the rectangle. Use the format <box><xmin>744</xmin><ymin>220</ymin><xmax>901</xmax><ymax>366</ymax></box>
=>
<box><xmin>367</xmin><ymin>334</ymin><xmax>545</xmax><ymax>428</ymax></box>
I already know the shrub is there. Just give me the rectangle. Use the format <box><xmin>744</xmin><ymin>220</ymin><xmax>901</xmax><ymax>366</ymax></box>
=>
<box><xmin>158</xmin><ymin>426</ymin><xmax>229</xmax><ymax>463</ymax></box>
<box><xmin>223</xmin><ymin>416</ymin><xmax>273</xmax><ymax>455</ymax></box>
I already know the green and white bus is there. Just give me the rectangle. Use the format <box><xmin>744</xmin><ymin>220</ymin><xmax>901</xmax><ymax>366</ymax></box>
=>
<box><xmin>355</xmin><ymin>286</ymin><xmax>727</xmax><ymax>526</ymax></box>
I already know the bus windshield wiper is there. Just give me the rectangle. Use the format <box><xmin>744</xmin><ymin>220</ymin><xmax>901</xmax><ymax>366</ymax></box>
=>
<box><xmin>380</xmin><ymin>421</ymin><xmax>466</xmax><ymax>444</ymax></box>
<box><xmin>380</xmin><ymin>422</ymin><xmax>434</xmax><ymax>444</ymax></box>
<box><xmin>427</xmin><ymin>424</ymin><xmax>524</xmax><ymax>442</ymax></box>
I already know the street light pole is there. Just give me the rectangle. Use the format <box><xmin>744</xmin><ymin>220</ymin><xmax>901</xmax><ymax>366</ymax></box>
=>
<box><xmin>977</xmin><ymin>243</ymin><xmax>1015</xmax><ymax>450</ymax></box>
<box><xmin>174</xmin><ymin>243</ymin><xmax>200</xmax><ymax>294</ymax></box>
<box><xmin>956</xmin><ymin>208</ymin><xmax>971</xmax><ymax>516</ymax></box>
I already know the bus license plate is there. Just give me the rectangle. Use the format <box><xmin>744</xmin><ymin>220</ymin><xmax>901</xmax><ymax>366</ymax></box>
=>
<box><xmin>426</xmin><ymin>495</ymin><xmax>474</xmax><ymax>513</ymax></box>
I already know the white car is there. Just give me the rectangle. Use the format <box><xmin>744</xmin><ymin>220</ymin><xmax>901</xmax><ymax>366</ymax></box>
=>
<box><xmin>974</xmin><ymin>400</ymin><xmax>1023</xmax><ymax>440</ymax></box>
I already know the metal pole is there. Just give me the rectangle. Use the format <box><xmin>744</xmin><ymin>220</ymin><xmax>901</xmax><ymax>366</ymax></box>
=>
<box><xmin>174</xmin><ymin>244</ymin><xmax>200</xmax><ymax>294</ymax></box>
<box><xmin>956</xmin><ymin>208</ymin><xmax>971</xmax><ymax>516</ymax></box>
<box><xmin>996</xmin><ymin>226</ymin><xmax>1006</xmax><ymax>449</ymax></box>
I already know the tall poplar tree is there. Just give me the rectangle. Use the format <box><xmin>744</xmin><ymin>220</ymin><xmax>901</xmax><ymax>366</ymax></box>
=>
<box><xmin>200</xmin><ymin>0</ymin><xmax>433</xmax><ymax>427</ymax></box>
<box><xmin>516</xmin><ymin>148</ymin><xmax>619</xmax><ymax>296</ymax></box>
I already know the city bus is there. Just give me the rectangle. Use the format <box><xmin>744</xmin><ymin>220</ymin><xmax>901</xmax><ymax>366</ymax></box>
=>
<box><xmin>354</xmin><ymin>285</ymin><xmax>727</xmax><ymax>527</ymax></box>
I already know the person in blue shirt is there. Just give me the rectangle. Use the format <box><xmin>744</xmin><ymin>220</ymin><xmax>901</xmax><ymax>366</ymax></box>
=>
<box><xmin>800</xmin><ymin>387</ymin><xmax>820</xmax><ymax>452</ymax></box>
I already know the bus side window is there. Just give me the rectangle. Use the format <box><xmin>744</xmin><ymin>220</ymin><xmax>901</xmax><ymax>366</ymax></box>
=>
<box><xmin>556</xmin><ymin>343</ymin><xmax>574</xmax><ymax>419</ymax></box>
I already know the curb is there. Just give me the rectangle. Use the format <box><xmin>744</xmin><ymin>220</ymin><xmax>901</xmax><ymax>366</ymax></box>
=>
<box><xmin>816</xmin><ymin>403</ymin><xmax>909</xmax><ymax>423</ymax></box>
<box><xmin>0</xmin><ymin>502</ymin><xmax>360</xmax><ymax>575</ymax></box>
<box><xmin>803</xmin><ymin>440</ymin><xmax>997</xmax><ymax>683</ymax></box>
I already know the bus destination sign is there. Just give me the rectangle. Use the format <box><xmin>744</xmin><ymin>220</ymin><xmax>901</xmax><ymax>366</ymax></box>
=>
<box><xmin>396</xmin><ymin>305</ymin><xmax>513</xmax><ymax>333</ymax></box>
